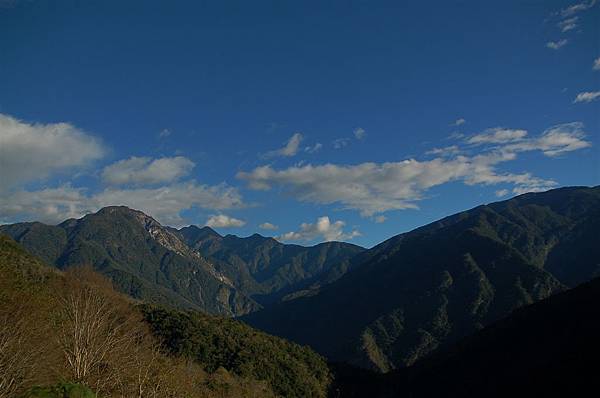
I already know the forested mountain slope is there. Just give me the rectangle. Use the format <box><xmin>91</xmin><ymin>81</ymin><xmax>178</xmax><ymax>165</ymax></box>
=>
<box><xmin>0</xmin><ymin>206</ymin><xmax>363</xmax><ymax>316</ymax></box>
<box><xmin>332</xmin><ymin>275</ymin><xmax>600</xmax><ymax>397</ymax></box>
<box><xmin>244</xmin><ymin>186</ymin><xmax>600</xmax><ymax>371</ymax></box>
<box><xmin>176</xmin><ymin>225</ymin><xmax>364</xmax><ymax>305</ymax></box>
<box><xmin>1</xmin><ymin>206</ymin><xmax>257</xmax><ymax>315</ymax></box>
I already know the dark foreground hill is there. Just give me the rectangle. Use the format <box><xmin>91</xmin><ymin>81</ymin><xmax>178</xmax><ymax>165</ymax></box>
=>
<box><xmin>0</xmin><ymin>234</ymin><xmax>331</xmax><ymax>397</ymax></box>
<box><xmin>244</xmin><ymin>186</ymin><xmax>600</xmax><ymax>371</ymax></box>
<box><xmin>331</xmin><ymin>275</ymin><xmax>600</xmax><ymax>397</ymax></box>
<box><xmin>0</xmin><ymin>206</ymin><xmax>362</xmax><ymax>316</ymax></box>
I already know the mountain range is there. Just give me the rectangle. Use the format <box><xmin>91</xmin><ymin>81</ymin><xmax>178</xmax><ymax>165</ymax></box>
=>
<box><xmin>0</xmin><ymin>206</ymin><xmax>362</xmax><ymax>316</ymax></box>
<box><xmin>2</xmin><ymin>185</ymin><xmax>599</xmax><ymax>376</ymax></box>
<box><xmin>244</xmin><ymin>186</ymin><xmax>600</xmax><ymax>371</ymax></box>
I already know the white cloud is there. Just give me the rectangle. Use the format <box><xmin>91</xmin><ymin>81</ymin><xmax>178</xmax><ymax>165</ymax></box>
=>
<box><xmin>0</xmin><ymin>182</ymin><xmax>245</xmax><ymax>226</ymax></box>
<box><xmin>333</xmin><ymin>138</ymin><xmax>350</xmax><ymax>149</ymax></box>
<box><xmin>0</xmin><ymin>113</ymin><xmax>105</xmax><ymax>192</ymax></box>
<box><xmin>238</xmin><ymin>157</ymin><xmax>559</xmax><ymax>216</ymax></box>
<box><xmin>573</xmin><ymin>91</ymin><xmax>600</xmax><ymax>103</ymax></box>
<box><xmin>259</xmin><ymin>222</ymin><xmax>278</xmax><ymax>230</ymax></box>
<box><xmin>546</xmin><ymin>39</ymin><xmax>568</xmax><ymax>50</ymax></box>
<box><xmin>101</xmin><ymin>156</ymin><xmax>195</xmax><ymax>186</ymax></box>
<box><xmin>239</xmin><ymin>123</ymin><xmax>590</xmax><ymax>216</ymax></box>
<box><xmin>94</xmin><ymin>182</ymin><xmax>244</xmax><ymax>225</ymax></box>
<box><xmin>205</xmin><ymin>214</ymin><xmax>246</xmax><ymax>228</ymax></box>
<box><xmin>503</xmin><ymin>122</ymin><xmax>591</xmax><ymax>157</ymax></box>
<box><xmin>448</xmin><ymin>132</ymin><xmax>465</xmax><ymax>140</ymax></box>
<box><xmin>559</xmin><ymin>0</ymin><xmax>596</xmax><ymax>17</ymax></box>
<box><xmin>426</xmin><ymin>145</ymin><xmax>461</xmax><ymax>156</ymax></box>
<box><xmin>353</xmin><ymin>127</ymin><xmax>366</xmax><ymax>140</ymax></box>
<box><xmin>467</xmin><ymin>128</ymin><xmax>528</xmax><ymax>145</ymax></box>
<box><xmin>557</xmin><ymin>16</ymin><xmax>579</xmax><ymax>32</ymax></box>
<box><xmin>238</xmin><ymin>158</ymin><xmax>500</xmax><ymax>216</ymax></box>
<box><xmin>594</xmin><ymin>57</ymin><xmax>600</xmax><ymax>70</ymax></box>
<box><xmin>453</xmin><ymin>118</ymin><xmax>466</xmax><ymax>126</ymax></box>
<box><xmin>277</xmin><ymin>216</ymin><xmax>360</xmax><ymax>242</ymax></box>
<box><xmin>0</xmin><ymin>185</ymin><xmax>92</xmax><ymax>224</ymax></box>
<box><xmin>0</xmin><ymin>114</ymin><xmax>245</xmax><ymax>227</ymax></box>
<box><xmin>158</xmin><ymin>128</ymin><xmax>172</xmax><ymax>138</ymax></box>
<box><xmin>265</xmin><ymin>132</ymin><xmax>303</xmax><ymax>157</ymax></box>
<box><xmin>374</xmin><ymin>215</ymin><xmax>386</xmax><ymax>223</ymax></box>
<box><xmin>305</xmin><ymin>143</ymin><xmax>323</xmax><ymax>153</ymax></box>
<box><xmin>495</xmin><ymin>189</ymin><xmax>510</xmax><ymax>197</ymax></box>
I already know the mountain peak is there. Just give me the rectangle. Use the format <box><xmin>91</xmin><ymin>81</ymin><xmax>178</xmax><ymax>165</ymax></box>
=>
<box><xmin>180</xmin><ymin>225</ymin><xmax>222</xmax><ymax>237</ymax></box>
<box><xmin>93</xmin><ymin>206</ymin><xmax>164</xmax><ymax>229</ymax></box>
<box><xmin>199</xmin><ymin>225</ymin><xmax>221</xmax><ymax>236</ymax></box>
<box><xmin>96</xmin><ymin>205</ymin><xmax>149</xmax><ymax>217</ymax></box>
<box><xmin>177</xmin><ymin>225</ymin><xmax>223</xmax><ymax>247</ymax></box>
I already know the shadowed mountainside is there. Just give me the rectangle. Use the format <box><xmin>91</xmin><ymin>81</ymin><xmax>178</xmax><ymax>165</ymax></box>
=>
<box><xmin>330</xmin><ymin>275</ymin><xmax>600</xmax><ymax>397</ymax></box>
<box><xmin>244</xmin><ymin>186</ymin><xmax>600</xmax><ymax>371</ymax></box>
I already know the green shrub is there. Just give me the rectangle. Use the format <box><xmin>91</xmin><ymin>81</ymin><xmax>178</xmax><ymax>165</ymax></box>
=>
<box><xmin>24</xmin><ymin>382</ymin><xmax>96</xmax><ymax>398</ymax></box>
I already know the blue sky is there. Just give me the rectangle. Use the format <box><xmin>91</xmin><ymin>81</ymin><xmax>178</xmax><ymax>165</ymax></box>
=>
<box><xmin>0</xmin><ymin>0</ymin><xmax>598</xmax><ymax>247</ymax></box>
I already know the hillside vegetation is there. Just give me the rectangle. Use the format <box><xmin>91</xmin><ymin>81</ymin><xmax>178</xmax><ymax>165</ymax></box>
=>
<box><xmin>142</xmin><ymin>306</ymin><xmax>330</xmax><ymax>398</ymax></box>
<box><xmin>0</xmin><ymin>234</ymin><xmax>330</xmax><ymax>397</ymax></box>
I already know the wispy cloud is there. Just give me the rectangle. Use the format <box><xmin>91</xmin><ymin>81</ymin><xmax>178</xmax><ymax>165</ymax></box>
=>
<box><xmin>305</xmin><ymin>142</ymin><xmax>323</xmax><ymax>153</ymax></box>
<box><xmin>495</xmin><ymin>189</ymin><xmax>510</xmax><ymax>197</ymax></box>
<box><xmin>573</xmin><ymin>91</ymin><xmax>600</xmax><ymax>103</ymax></box>
<box><xmin>557</xmin><ymin>16</ymin><xmax>579</xmax><ymax>32</ymax></box>
<box><xmin>546</xmin><ymin>39</ymin><xmax>568</xmax><ymax>50</ymax></box>
<box><xmin>548</xmin><ymin>1</ymin><xmax>596</xmax><ymax>49</ymax></box>
<box><xmin>259</xmin><ymin>222</ymin><xmax>278</xmax><ymax>230</ymax></box>
<box><xmin>238</xmin><ymin>123</ymin><xmax>590</xmax><ymax>217</ymax></box>
<box><xmin>205</xmin><ymin>214</ymin><xmax>246</xmax><ymax>228</ymax></box>
<box><xmin>452</xmin><ymin>118</ymin><xmax>466</xmax><ymax>126</ymax></box>
<box><xmin>265</xmin><ymin>132</ymin><xmax>303</xmax><ymax>157</ymax></box>
<box><xmin>467</xmin><ymin>128</ymin><xmax>528</xmax><ymax>145</ymax></box>
<box><xmin>239</xmin><ymin>157</ymin><xmax>554</xmax><ymax>216</ymax></box>
<box><xmin>559</xmin><ymin>0</ymin><xmax>597</xmax><ymax>17</ymax></box>
<box><xmin>353</xmin><ymin>127</ymin><xmax>366</xmax><ymax>140</ymax></box>
<box><xmin>332</xmin><ymin>137</ymin><xmax>350</xmax><ymax>149</ymax></box>
<box><xmin>332</xmin><ymin>128</ymin><xmax>366</xmax><ymax>149</ymax></box>
<box><xmin>426</xmin><ymin>145</ymin><xmax>461</xmax><ymax>157</ymax></box>
<box><xmin>494</xmin><ymin>123</ymin><xmax>590</xmax><ymax>157</ymax></box>
<box><xmin>594</xmin><ymin>57</ymin><xmax>600</xmax><ymax>70</ymax></box>
<box><xmin>277</xmin><ymin>216</ymin><xmax>360</xmax><ymax>242</ymax></box>
<box><xmin>158</xmin><ymin>128</ymin><xmax>172</xmax><ymax>138</ymax></box>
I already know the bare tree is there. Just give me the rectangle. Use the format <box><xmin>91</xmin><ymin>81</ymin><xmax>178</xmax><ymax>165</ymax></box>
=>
<box><xmin>55</xmin><ymin>266</ymin><xmax>142</xmax><ymax>395</ymax></box>
<box><xmin>58</xmin><ymin>285</ymin><xmax>124</xmax><ymax>381</ymax></box>
<box><xmin>0</xmin><ymin>303</ymin><xmax>38</xmax><ymax>398</ymax></box>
